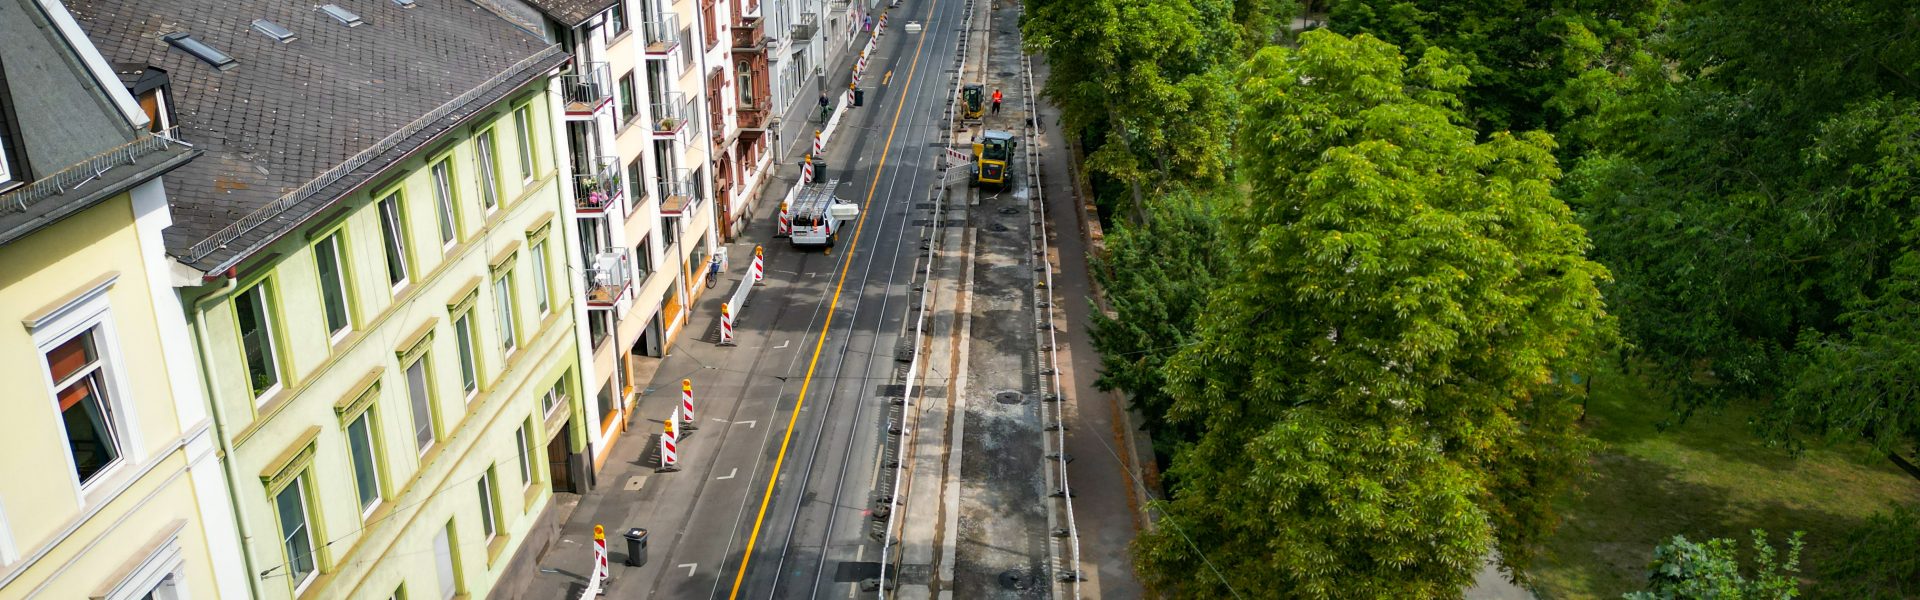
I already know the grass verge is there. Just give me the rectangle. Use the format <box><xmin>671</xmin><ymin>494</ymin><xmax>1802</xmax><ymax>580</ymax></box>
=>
<box><xmin>1529</xmin><ymin>366</ymin><xmax>1920</xmax><ymax>598</ymax></box>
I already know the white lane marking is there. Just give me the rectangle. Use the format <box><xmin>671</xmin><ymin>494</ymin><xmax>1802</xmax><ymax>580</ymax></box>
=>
<box><xmin>679</xmin><ymin>563</ymin><xmax>698</xmax><ymax>577</ymax></box>
<box><xmin>775</xmin><ymin>340</ymin><xmax>791</xmax><ymax>349</ymax></box>
<box><xmin>717</xmin><ymin>467</ymin><xmax>738</xmax><ymax>480</ymax></box>
<box><xmin>736</xmin><ymin>420</ymin><xmax>757</xmax><ymax>428</ymax></box>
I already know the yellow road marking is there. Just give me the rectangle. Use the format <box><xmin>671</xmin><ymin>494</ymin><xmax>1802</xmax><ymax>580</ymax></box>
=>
<box><xmin>727</xmin><ymin>3</ymin><xmax>942</xmax><ymax>597</ymax></box>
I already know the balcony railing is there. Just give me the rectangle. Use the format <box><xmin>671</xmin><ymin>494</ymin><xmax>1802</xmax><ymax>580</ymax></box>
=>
<box><xmin>738</xmin><ymin>96</ymin><xmax>772</xmax><ymax>130</ymax></box>
<box><xmin>732</xmin><ymin>16</ymin><xmax>763</xmax><ymax>51</ymax></box>
<box><xmin>561</xmin><ymin>62</ymin><xmax>613</xmax><ymax>116</ymax></box>
<box><xmin>657</xmin><ymin>169</ymin><xmax>696</xmax><ymax>215</ymax></box>
<box><xmin>651</xmin><ymin>91</ymin><xmax>688</xmax><ymax>136</ymax></box>
<box><xmin>791</xmin><ymin>12</ymin><xmax>817</xmax><ymax>40</ymax></box>
<box><xmin>584</xmin><ymin>247</ymin><xmax>632</xmax><ymax>307</ymax></box>
<box><xmin>573</xmin><ymin>156</ymin><xmax>623</xmax><ymax>214</ymax></box>
<box><xmin>643</xmin><ymin>14</ymin><xmax>681</xmax><ymax>55</ymax></box>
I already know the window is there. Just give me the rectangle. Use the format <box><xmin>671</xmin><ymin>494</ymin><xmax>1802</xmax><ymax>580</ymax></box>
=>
<box><xmin>346</xmin><ymin>412</ymin><xmax>382</xmax><ymax>512</ymax></box>
<box><xmin>531</xmin><ymin>241</ymin><xmax>551</xmax><ymax>316</ymax></box>
<box><xmin>46</xmin><ymin>328</ymin><xmax>123</xmax><ymax>485</ymax></box>
<box><xmin>661</xmin><ymin>215</ymin><xmax>678</xmax><ymax>248</ymax></box>
<box><xmin>737</xmin><ymin>61</ymin><xmax>753</xmax><ymax>104</ymax></box>
<box><xmin>513</xmin><ymin>105</ymin><xmax>536</xmax><ymax>183</ymax></box>
<box><xmin>587</xmin><ymin>310</ymin><xmax>611</xmax><ymax>349</ymax></box>
<box><xmin>476</xmin><ymin>131</ymin><xmax>500</xmax><ymax>211</ymax></box>
<box><xmin>617</xmin><ymin>72</ymin><xmax>639</xmax><ymax>125</ymax></box>
<box><xmin>0</xmin><ymin>497</ymin><xmax>17</xmax><ymax>566</ymax></box>
<box><xmin>378</xmin><ymin>194</ymin><xmax>411</xmax><ymax>288</ymax></box>
<box><xmin>433</xmin><ymin>523</ymin><xmax>457</xmax><ymax>600</ymax></box>
<box><xmin>494</xmin><ymin>274</ymin><xmax>517</xmax><ymax>353</ymax></box>
<box><xmin>626</xmin><ymin>159</ymin><xmax>645</xmax><ymax>206</ymax></box>
<box><xmin>406</xmin><ymin>357</ymin><xmax>435</xmax><ymax>453</ymax></box>
<box><xmin>431</xmin><ymin>161</ymin><xmax>457</xmax><ymax>248</ymax></box>
<box><xmin>454</xmin><ymin>313</ymin><xmax>478</xmax><ymax>398</ymax></box>
<box><xmin>542</xmin><ymin>378</ymin><xmax>568</xmax><ymax>417</ymax></box>
<box><xmin>275</xmin><ymin>478</ymin><xmax>317</xmax><ymax>593</ymax></box>
<box><xmin>236</xmin><ymin>284</ymin><xmax>280</xmax><ymax>397</ymax></box>
<box><xmin>595</xmin><ymin>383</ymin><xmax>615</xmax><ymax>421</ymax></box>
<box><xmin>0</xmin><ymin>134</ymin><xmax>16</xmax><ymax>187</ymax></box>
<box><xmin>315</xmin><ymin>234</ymin><xmax>352</xmax><ymax>340</ymax></box>
<box><xmin>607</xmin><ymin>4</ymin><xmax>627</xmax><ymax>36</ymax></box>
<box><xmin>514</xmin><ymin>425</ymin><xmax>533</xmax><ymax>487</ymax></box>
<box><xmin>635</xmin><ymin>235</ymin><xmax>653</xmax><ymax>280</ymax></box>
<box><xmin>477</xmin><ymin>469</ymin><xmax>499</xmax><ymax>542</ymax></box>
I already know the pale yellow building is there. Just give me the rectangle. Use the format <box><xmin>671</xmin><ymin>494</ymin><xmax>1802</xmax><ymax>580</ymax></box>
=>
<box><xmin>0</xmin><ymin>0</ymin><xmax>247</xmax><ymax>597</ymax></box>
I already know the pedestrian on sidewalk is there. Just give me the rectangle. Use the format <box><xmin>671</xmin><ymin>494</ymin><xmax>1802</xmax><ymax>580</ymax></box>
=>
<box><xmin>991</xmin><ymin>88</ymin><xmax>1003</xmax><ymax>115</ymax></box>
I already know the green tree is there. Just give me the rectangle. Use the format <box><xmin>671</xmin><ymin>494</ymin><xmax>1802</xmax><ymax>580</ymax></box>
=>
<box><xmin>1135</xmin><ymin>31</ymin><xmax>1611</xmax><ymax>597</ymax></box>
<box><xmin>1624</xmin><ymin>530</ymin><xmax>1803</xmax><ymax>600</ymax></box>
<box><xmin>1023</xmin><ymin>0</ymin><xmax>1244</xmax><ymax>219</ymax></box>
<box><xmin>1330</xmin><ymin>0</ymin><xmax>1664</xmax><ymax>135</ymax></box>
<box><xmin>1086</xmin><ymin>187</ymin><xmax>1225</xmax><ymax>446</ymax></box>
<box><xmin>1560</xmin><ymin>0</ymin><xmax>1920</xmax><ymax>449</ymax></box>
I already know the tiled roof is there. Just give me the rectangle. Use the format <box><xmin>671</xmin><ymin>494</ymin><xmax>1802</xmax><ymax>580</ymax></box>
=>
<box><xmin>521</xmin><ymin>0</ymin><xmax>621</xmax><ymax>28</ymax></box>
<box><xmin>68</xmin><ymin>0</ymin><xmax>566</xmax><ymax>270</ymax></box>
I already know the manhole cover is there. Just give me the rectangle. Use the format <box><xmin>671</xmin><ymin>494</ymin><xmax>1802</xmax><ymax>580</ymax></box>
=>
<box><xmin>995</xmin><ymin>390</ymin><xmax>1024</xmax><ymax>404</ymax></box>
<box><xmin>1000</xmin><ymin>569</ymin><xmax>1030</xmax><ymax>590</ymax></box>
<box><xmin>988</xmin><ymin>223</ymin><xmax>1009</xmax><ymax>232</ymax></box>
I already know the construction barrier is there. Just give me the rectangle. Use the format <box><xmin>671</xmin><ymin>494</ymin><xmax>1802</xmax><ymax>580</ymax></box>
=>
<box><xmin>751</xmin><ymin>245</ymin><xmax>765</xmax><ymax>283</ymax></box>
<box><xmin>660</xmin><ymin>408</ymin><xmax>680</xmax><ymax>471</ymax></box>
<box><xmin>777</xmin><ymin>202</ymin><xmax>792</xmax><ymax>236</ymax></box>
<box><xmin>583</xmin><ymin>525</ymin><xmax>607</xmax><ymax>597</ymax></box>
<box><xmin>718</xmin><ymin>303</ymin><xmax>736</xmax><ymax>346</ymax></box>
<box><xmin>680</xmin><ymin>379</ymin><xmax>698</xmax><ymax>430</ymax></box>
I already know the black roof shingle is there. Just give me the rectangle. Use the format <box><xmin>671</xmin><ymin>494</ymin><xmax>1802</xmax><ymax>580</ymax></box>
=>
<box><xmin>68</xmin><ymin>0</ymin><xmax>567</xmax><ymax>271</ymax></box>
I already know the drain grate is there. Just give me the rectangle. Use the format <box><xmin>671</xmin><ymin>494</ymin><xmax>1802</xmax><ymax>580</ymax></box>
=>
<box><xmin>995</xmin><ymin>390</ymin><xmax>1025</xmax><ymax>404</ymax></box>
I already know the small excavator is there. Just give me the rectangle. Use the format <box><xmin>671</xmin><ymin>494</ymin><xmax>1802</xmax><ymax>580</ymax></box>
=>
<box><xmin>961</xmin><ymin>83</ymin><xmax>985</xmax><ymax>120</ymax></box>
<box><xmin>971</xmin><ymin>129</ymin><xmax>1016</xmax><ymax>190</ymax></box>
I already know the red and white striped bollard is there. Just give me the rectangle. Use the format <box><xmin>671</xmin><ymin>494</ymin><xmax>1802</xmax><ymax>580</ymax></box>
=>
<box><xmin>751</xmin><ymin>245</ymin><xmax>765</xmax><ymax>283</ymax></box>
<box><xmin>718</xmin><ymin>303</ymin><xmax>736</xmax><ymax>346</ymax></box>
<box><xmin>680</xmin><ymin>379</ymin><xmax>698</xmax><ymax>430</ymax></box>
<box><xmin>660</xmin><ymin>408</ymin><xmax>679</xmax><ymax>471</ymax></box>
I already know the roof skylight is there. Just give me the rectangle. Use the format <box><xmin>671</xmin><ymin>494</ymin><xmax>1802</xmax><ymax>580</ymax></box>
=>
<box><xmin>161</xmin><ymin>32</ymin><xmax>237</xmax><ymax>71</ymax></box>
<box><xmin>251</xmin><ymin>19</ymin><xmax>297</xmax><ymax>43</ymax></box>
<box><xmin>318</xmin><ymin>4</ymin><xmax>365</xmax><ymax>27</ymax></box>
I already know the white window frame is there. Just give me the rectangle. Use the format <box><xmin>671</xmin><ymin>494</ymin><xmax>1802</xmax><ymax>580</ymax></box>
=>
<box><xmin>455</xmin><ymin>313</ymin><xmax>478</xmax><ymax>400</ymax></box>
<box><xmin>103</xmin><ymin>535</ymin><xmax>190</xmax><ymax>600</ymax></box>
<box><xmin>494</xmin><ymin>274</ymin><xmax>517</xmax><ymax>354</ymax></box>
<box><xmin>0</xmin><ymin>496</ymin><xmax>18</xmax><ymax>567</ymax></box>
<box><xmin>345</xmin><ymin>411</ymin><xmax>383</xmax><ymax>516</ymax></box>
<box><xmin>514</xmin><ymin>425</ymin><xmax>533</xmax><ymax>488</ymax></box>
<box><xmin>30</xmin><ymin>279</ymin><xmax>142</xmax><ymax>500</ymax></box>
<box><xmin>477</xmin><ymin>470</ymin><xmax>498</xmax><ymax>543</ymax></box>
<box><xmin>406</xmin><ymin>357</ymin><xmax>435</xmax><ymax>455</ymax></box>
<box><xmin>514</xmin><ymin>105</ymin><xmax>536</xmax><ymax>184</ymax></box>
<box><xmin>275</xmin><ymin>478</ymin><xmax>319</xmax><ymax>595</ymax></box>
<box><xmin>531</xmin><ymin>241</ymin><xmax>551</xmax><ymax>316</ymax></box>
<box><xmin>234</xmin><ymin>283</ymin><xmax>282</xmax><ymax>401</ymax></box>
<box><xmin>378</xmin><ymin>194</ymin><xmax>412</xmax><ymax>291</ymax></box>
<box><xmin>476</xmin><ymin>131</ymin><xmax>500</xmax><ymax>213</ymax></box>
<box><xmin>0</xmin><ymin>134</ymin><xmax>15</xmax><ymax>187</ymax></box>
<box><xmin>431</xmin><ymin>161</ymin><xmax>458</xmax><ymax>249</ymax></box>
<box><xmin>315</xmin><ymin>233</ymin><xmax>353</xmax><ymax>343</ymax></box>
<box><xmin>542</xmin><ymin>380</ymin><xmax>567</xmax><ymax>419</ymax></box>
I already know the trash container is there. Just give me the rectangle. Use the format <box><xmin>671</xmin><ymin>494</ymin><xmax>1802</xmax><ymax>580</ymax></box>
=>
<box><xmin>853</xmin><ymin>88</ymin><xmax>866</xmax><ymax>107</ymax></box>
<box><xmin>624</xmin><ymin>528</ymin><xmax>649</xmax><ymax>567</ymax></box>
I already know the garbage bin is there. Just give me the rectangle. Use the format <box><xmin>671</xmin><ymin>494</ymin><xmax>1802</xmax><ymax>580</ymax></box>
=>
<box><xmin>624</xmin><ymin>528</ymin><xmax>649</xmax><ymax>567</ymax></box>
<box><xmin>853</xmin><ymin>88</ymin><xmax>866</xmax><ymax>107</ymax></box>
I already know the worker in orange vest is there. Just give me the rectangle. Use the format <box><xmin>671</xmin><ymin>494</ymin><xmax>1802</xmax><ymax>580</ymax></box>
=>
<box><xmin>991</xmin><ymin>88</ymin><xmax>1003</xmax><ymax>115</ymax></box>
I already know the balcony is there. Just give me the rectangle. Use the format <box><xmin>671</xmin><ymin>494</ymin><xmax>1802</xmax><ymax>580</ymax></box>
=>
<box><xmin>584</xmin><ymin>248</ymin><xmax>633</xmax><ymax>308</ymax></box>
<box><xmin>561</xmin><ymin>62</ymin><xmax>613</xmax><ymax>117</ymax></box>
<box><xmin>643</xmin><ymin>14</ymin><xmax>681</xmax><ymax>56</ymax></box>
<box><xmin>732</xmin><ymin>16</ymin><xmax>763</xmax><ymax>51</ymax></box>
<box><xmin>791</xmin><ymin>12</ymin><xmax>816</xmax><ymax>41</ymax></box>
<box><xmin>657</xmin><ymin>169</ymin><xmax>696</xmax><ymax>215</ymax></box>
<box><xmin>651</xmin><ymin>91</ymin><xmax>688</xmax><ymax>136</ymax></box>
<box><xmin>573</xmin><ymin>156</ymin><xmax>623</xmax><ymax>214</ymax></box>
<box><xmin>739</xmin><ymin>96</ymin><xmax>771</xmax><ymax>131</ymax></box>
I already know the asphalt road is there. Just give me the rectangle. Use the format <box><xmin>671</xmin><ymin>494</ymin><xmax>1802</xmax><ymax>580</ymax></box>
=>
<box><xmin>642</xmin><ymin>0</ymin><xmax>970</xmax><ymax>597</ymax></box>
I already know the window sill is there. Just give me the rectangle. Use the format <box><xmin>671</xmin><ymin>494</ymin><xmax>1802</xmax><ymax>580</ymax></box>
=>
<box><xmin>523</xmin><ymin>482</ymin><xmax>548</xmax><ymax>513</ymax></box>
<box><xmin>486</xmin><ymin>533</ymin><xmax>512</xmax><ymax>566</ymax></box>
<box><xmin>607</xmin><ymin>30</ymin><xmax>633</xmax><ymax>47</ymax></box>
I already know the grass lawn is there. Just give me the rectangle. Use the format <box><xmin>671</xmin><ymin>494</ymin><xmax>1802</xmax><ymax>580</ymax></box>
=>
<box><xmin>1529</xmin><ymin>366</ymin><xmax>1920</xmax><ymax>599</ymax></box>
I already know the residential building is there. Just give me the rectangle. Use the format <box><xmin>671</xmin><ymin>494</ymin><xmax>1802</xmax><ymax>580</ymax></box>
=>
<box><xmin>67</xmin><ymin>0</ymin><xmax>578</xmax><ymax>597</ymax></box>
<box><xmin>499</xmin><ymin>0</ymin><xmax>724</xmax><ymax>493</ymax></box>
<box><xmin>0</xmin><ymin>0</ymin><xmax>246</xmax><ymax>598</ymax></box>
